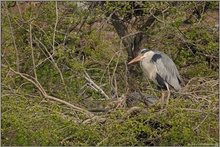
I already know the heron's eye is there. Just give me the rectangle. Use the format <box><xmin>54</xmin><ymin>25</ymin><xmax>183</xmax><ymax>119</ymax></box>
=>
<box><xmin>140</xmin><ymin>49</ymin><xmax>150</xmax><ymax>54</ymax></box>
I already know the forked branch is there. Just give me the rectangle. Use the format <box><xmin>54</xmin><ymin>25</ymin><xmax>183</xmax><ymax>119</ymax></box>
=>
<box><xmin>3</xmin><ymin>64</ymin><xmax>94</xmax><ymax>118</ymax></box>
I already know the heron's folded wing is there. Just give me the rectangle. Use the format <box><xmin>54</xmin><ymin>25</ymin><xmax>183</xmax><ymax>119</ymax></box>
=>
<box><xmin>152</xmin><ymin>52</ymin><xmax>181</xmax><ymax>90</ymax></box>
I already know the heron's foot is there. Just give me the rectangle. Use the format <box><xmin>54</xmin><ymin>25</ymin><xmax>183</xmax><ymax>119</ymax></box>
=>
<box><xmin>159</xmin><ymin>98</ymin><xmax>170</xmax><ymax>109</ymax></box>
<box><xmin>166</xmin><ymin>95</ymin><xmax>170</xmax><ymax>104</ymax></box>
<box><xmin>159</xmin><ymin>98</ymin><xmax>165</xmax><ymax>109</ymax></box>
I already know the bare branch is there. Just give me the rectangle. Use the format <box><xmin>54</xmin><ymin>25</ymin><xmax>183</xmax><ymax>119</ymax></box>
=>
<box><xmin>84</xmin><ymin>71</ymin><xmax>110</xmax><ymax>99</ymax></box>
<box><xmin>52</xmin><ymin>1</ymin><xmax>58</xmax><ymax>55</ymax></box>
<box><xmin>4</xmin><ymin>2</ymin><xmax>20</xmax><ymax>72</ymax></box>
<box><xmin>193</xmin><ymin>114</ymin><xmax>209</xmax><ymax>131</ymax></box>
<box><xmin>149</xmin><ymin>6</ymin><xmax>165</xmax><ymax>24</ymax></box>
<box><xmin>34</xmin><ymin>32</ymin><xmax>70</xmax><ymax>99</ymax></box>
<box><xmin>2</xmin><ymin>64</ymin><xmax>94</xmax><ymax>118</ymax></box>
<box><xmin>30</xmin><ymin>22</ymin><xmax>38</xmax><ymax>80</ymax></box>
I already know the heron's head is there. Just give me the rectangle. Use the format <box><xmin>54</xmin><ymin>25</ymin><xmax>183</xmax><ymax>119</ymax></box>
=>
<box><xmin>128</xmin><ymin>49</ymin><xmax>151</xmax><ymax>65</ymax></box>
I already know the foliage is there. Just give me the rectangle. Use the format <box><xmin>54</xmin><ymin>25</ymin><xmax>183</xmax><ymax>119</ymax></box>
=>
<box><xmin>1</xmin><ymin>1</ymin><xmax>219</xmax><ymax>146</ymax></box>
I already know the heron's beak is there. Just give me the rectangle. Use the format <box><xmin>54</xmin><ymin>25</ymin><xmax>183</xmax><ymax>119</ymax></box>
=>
<box><xmin>128</xmin><ymin>54</ymin><xmax>143</xmax><ymax>65</ymax></box>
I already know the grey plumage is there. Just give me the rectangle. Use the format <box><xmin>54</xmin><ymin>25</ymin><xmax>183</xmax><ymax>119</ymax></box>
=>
<box><xmin>129</xmin><ymin>48</ymin><xmax>182</xmax><ymax>90</ymax></box>
<box><xmin>152</xmin><ymin>51</ymin><xmax>182</xmax><ymax>90</ymax></box>
<box><xmin>128</xmin><ymin>48</ymin><xmax>183</xmax><ymax>106</ymax></box>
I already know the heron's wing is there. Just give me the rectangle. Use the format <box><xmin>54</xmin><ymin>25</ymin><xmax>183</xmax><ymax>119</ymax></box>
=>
<box><xmin>152</xmin><ymin>51</ymin><xmax>182</xmax><ymax>90</ymax></box>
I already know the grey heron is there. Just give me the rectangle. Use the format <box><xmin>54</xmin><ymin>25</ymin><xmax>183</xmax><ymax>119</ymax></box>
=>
<box><xmin>128</xmin><ymin>48</ymin><xmax>182</xmax><ymax>107</ymax></box>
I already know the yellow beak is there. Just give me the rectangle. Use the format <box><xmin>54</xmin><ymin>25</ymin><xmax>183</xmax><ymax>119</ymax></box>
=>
<box><xmin>128</xmin><ymin>54</ymin><xmax>143</xmax><ymax>65</ymax></box>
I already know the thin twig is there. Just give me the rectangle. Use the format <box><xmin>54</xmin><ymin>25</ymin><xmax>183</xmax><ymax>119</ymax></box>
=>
<box><xmin>52</xmin><ymin>1</ymin><xmax>58</xmax><ymax>54</ymax></box>
<box><xmin>84</xmin><ymin>71</ymin><xmax>110</xmax><ymax>99</ymax></box>
<box><xmin>61</xmin><ymin>134</ymin><xmax>75</xmax><ymax>144</ymax></box>
<box><xmin>4</xmin><ymin>2</ymin><xmax>20</xmax><ymax>72</ymax></box>
<box><xmin>35</xmin><ymin>35</ymin><xmax>70</xmax><ymax>99</ymax></box>
<box><xmin>100</xmin><ymin>51</ymin><xmax>119</xmax><ymax>85</ymax></box>
<box><xmin>30</xmin><ymin>21</ymin><xmax>38</xmax><ymax>80</ymax></box>
<box><xmin>3</xmin><ymin>64</ymin><xmax>94</xmax><ymax>118</ymax></box>
<box><xmin>96</xmin><ymin>137</ymin><xmax>108</xmax><ymax>146</ymax></box>
<box><xmin>193</xmin><ymin>114</ymin><xmax>209</xmax><ymax>131</ymax></box>
<box><xmin>149</xmin><ymin>6</ymin><xmax>164</xmax><ymax>24</ymax></box>
<box><xmin>111</xmin><ymin>51</ymin><xmax>121</xmax><ymax>97</ymax></box>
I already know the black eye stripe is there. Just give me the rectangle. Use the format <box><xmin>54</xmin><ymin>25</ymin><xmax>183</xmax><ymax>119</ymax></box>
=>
<box><xmin>140</xmin><ymin>49</ymin><xmax>150</xmax><ymax>54</ymax></box>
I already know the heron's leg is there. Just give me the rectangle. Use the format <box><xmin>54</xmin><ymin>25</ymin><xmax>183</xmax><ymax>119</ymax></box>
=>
<box><xmin>160</xmin><ymin>90</ymin><xmax>165</xmax><ymax>109</ymax></box>
<box><xmin>165</xmin><ymin>82</ymin><xmax>170</xmax><ymax>106</ymax></box>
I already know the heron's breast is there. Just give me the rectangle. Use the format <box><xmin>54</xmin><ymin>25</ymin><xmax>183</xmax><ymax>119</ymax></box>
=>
<box><xmin>140</xmin><ymin>60</ymin><xmax>157</xmax><ymax>83</ymax></box>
